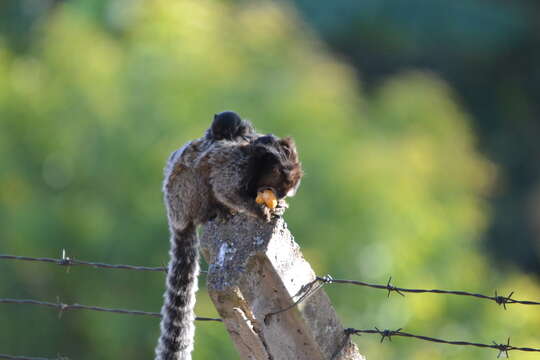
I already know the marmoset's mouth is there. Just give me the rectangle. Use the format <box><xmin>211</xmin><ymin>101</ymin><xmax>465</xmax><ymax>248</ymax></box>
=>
<box><xmin>256</xmin><ymin>186</ymin><xmax>276</xmax><ymax>195</ymax></box>
<box><xmin>255</xmin><ymin>188</ymin><xmax>278</xmax><ymax>209</ymax></box>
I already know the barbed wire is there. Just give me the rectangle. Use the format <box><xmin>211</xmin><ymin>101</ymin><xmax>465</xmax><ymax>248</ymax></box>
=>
<box><xmin>262</xmin><ymin>275</ymin><xmax>540</xmax><ymax>357</ymax></box>
<box><xmin>0</xmin><ymin>252</ymin><xmax>167</xmax><ymax>272</ymax></box>
<box><xmin>0</xmin><ymin>298</ymin><xmax>222</xmax><ymax>322</ymax></box>
<box><xmin>346</xmin><ymin>328</ymin><xmax>540</xmax><ymax>358</ymax></box>
<box><xmin>265</xmin><ymin>274</ymin><xmax>539</xmax><ymax>325</ymax></box>
<box><xmin>4</xmin><ymin>253</ymin><xmax>540</xmax><ymax>357</ymax></box>
<box><xmin>265</xmin><ymin>277</ymin><xmax>325</xmax><ymax>323</ymax></box>
<box><xmin>0</xmin><ymin>252</ymin><xmax>207</xmax><ymax>274</ymax></box>
<box><xmin>4</xmin><ymin>253</ymin><xmax>536</xmax><ymax>307</ymax></box>
<box><xmin>0</xmin><ymin>354</ymin><xmax>68</xmax><ymax>360</ymax></box>
<box><xmin>263</xmin><ymin>272</ymin><xmax>540</xmax><ymax>342</ymax></box>
<box><xmin>316</xmin><ymin>275</ymin><xmax>540</xmax><ymax>308</ymax></box>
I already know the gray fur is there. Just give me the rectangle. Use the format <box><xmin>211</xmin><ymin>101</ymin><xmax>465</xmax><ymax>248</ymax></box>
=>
<box><xmin>156</xmin><ymin>117</ymin><xmax>302</xmax><ymax>360</ymax></box>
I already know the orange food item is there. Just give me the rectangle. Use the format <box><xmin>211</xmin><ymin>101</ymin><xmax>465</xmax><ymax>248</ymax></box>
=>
<box><xmin>256</xmin><ymin>189</ymin><xmax>277</xmax><ymax>209</ymax></box>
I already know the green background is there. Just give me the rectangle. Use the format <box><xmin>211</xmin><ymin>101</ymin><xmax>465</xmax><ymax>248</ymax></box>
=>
<box><xmin>1</xmin><ymin>1</ymin><xmax>539</xmax><ymax>359</ymax></box>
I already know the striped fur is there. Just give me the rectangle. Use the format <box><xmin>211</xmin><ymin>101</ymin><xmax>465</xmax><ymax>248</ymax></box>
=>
<box><xmin>156</xmin><ymin>224</ymin><xmax>200</xmax><ymax>360</ymax></box>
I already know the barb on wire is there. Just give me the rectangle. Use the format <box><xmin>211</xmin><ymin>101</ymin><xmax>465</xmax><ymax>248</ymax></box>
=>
<box><xmin>317</xmin><ymin>275</ymin><xmax>540</xmax><ymax>307</ymax></box>
<box><xmin>347</xmin><ymin>328</ymin><xmax>540</xmax><ymax>357</ymax></box>
<box><xmin>494</xmin><ymin>290</ymin><xmax>514</xmax><ymax>310</ymax></box>
<box><xmin>0</xmin><ymin>252</ymin><xmax>167</xmax><ymax>272</ymax></box>
<box><xmin>0</xmin><ymin>298</ymin><xmax>222</xmax><ymax>322</ymax></box>
<box><xmin>385</xmin><ymin>277</ymin><xmax>405</xmax><ymax>297</ymax></box>
<box><xmin>374</xmin><ymin>327</ymin><xmax>402</xmax><ymax>343</ymax></box>
<box><xmin>0</xmin><ymin>252</ymin><xmax>211</xmax><ymax>274</ymax></box>
<box><xmin>0</xmin><ymin>354</ymin><xmax>67</xmax><ymax>360</ymax></box>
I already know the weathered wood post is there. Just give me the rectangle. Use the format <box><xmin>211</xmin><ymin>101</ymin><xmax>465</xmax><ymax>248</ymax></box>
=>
<box><xmin>200</xmin><ymin>214</ymin><xmax>365</xmax><ymax>360</ymax></box>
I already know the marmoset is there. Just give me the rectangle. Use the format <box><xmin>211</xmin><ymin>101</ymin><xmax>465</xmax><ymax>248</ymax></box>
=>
<box><xmin>155</xmin><ymin>112</ymin><xmax>303</xmax><ymax>360</ymax></box>
<box><xmin>206</xmin><ymin>110</ymin><xmax>257</xmax><ymax>142</ymax></box>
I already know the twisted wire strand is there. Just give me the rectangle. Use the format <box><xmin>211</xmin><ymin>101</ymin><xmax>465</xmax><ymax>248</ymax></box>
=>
<box><xmin>0</xmin><ymin>298</ymin><xmax>222</xmax><ymax>322</ymax></box>
<box><xmin>317</xmin><ymin>276</ymin><xmax>540</xmax><ymax>307</ymax></box>
<box><xmin>347</xmin><ymin>328</ymin><xmax>540</xmax><ymax>357</ymax></box>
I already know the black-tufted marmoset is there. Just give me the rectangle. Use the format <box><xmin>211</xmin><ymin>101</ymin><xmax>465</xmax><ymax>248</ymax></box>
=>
<box><xmin>155</xmin><ymin>111</ymin><xmax>303</xmax><ymax>360</ymax></box>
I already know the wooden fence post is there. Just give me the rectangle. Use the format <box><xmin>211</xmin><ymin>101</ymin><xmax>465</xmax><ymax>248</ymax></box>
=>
<box><xmin>200</xmin><ymin>214</ymin><xmax>365</xmax><ymax>360</ymax></box>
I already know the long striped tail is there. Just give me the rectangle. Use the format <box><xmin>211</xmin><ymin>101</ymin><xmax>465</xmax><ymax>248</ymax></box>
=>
<box><xmin>156</xmin><ymin>223</ymin><xmax>200</xmax><ymax>360</ymax></box>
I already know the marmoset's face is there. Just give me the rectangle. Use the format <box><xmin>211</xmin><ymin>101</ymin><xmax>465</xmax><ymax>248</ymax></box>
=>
<box><xmin>251</xmin><ymin>134</ymin><xmax>303</xmax><ymax>199</ymax></box>
<box><xmin>257</xmin><ymin>161</ymin><xmax>302</xmax><ymax>199</ymax></box>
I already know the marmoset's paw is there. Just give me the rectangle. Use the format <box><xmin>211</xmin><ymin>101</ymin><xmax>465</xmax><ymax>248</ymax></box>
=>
<box><xmin>272</xmin><ymin>199</ymin><xmax>288</xmax><ymax>217</ymax></box>
<box><xmin>262</xmin><ymin>205</ymin><xmax>273</xmax><ymax>222</ymax></box>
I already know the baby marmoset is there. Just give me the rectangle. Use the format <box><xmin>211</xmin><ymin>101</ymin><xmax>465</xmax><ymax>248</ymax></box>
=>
<box><xmin>155</xmin><ymin>112</ymin><xmax>303</xmax><ymax>360</ymax></box>
<box><xmin>205</xmin><ymin>110</ymin><xmax>257</xmax><ymax>142</ymax></box>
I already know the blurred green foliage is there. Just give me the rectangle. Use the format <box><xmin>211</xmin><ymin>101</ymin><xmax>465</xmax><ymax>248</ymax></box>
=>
<box><xmin>292</xmin><ymin>0</ymin><xmax>540</xmax><ymax>272</ymax></box>
<box><xmin>0</xmin><ymin>0</ymin><xmax>539</xmax><ymax>359</ymax></box>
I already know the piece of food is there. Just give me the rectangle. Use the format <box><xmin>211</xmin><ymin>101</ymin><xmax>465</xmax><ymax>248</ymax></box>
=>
<box><xmin>256</xmin><ymin>189</ymin><xmax>277</xmax><ymax>209</ymax></box>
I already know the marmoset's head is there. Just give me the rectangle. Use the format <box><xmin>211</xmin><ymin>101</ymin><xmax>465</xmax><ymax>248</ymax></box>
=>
<box><xmin>248</xmin><ymin>135</ymin><xmax>303</xmax><ymax>200</ymax></box>
<box><xmin>208</xmin><ymin>111</ymin><xmax>255</xmax><ymax>141</ymax></box>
